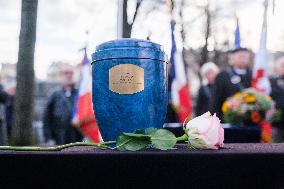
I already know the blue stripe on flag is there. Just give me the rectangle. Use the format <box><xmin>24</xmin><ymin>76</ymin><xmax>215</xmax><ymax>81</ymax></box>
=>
<box><xmin>170</xmin><ymin>21</ymin><xmax>176</xmax><ymax>80</ymax></box>
<box><xmin>234</xmin><ymin>22</ymin><xmax>241</xmax><ymax>48</ymax></box>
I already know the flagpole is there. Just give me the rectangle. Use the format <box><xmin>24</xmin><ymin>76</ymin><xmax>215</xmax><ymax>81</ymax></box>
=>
<box><xmin>117</xmin><ymin>0</ymin><xmax>123</xmax><ymax>39</ymax></box>
<box><xmin>272</xmin><ymin>0</ymin><xmax>275</xmax><ymax>14</ymax></box>
<box><xmin>84</xmin><ymin>30</ymin><xmax>89</xmax><ymax>52</ymax></box>
<box><xmin>78</xmin><ymin>30</ymin><xmax>89</xmax><ymax>53</ymax></box>
<box><xmin>261</xmin><ymin>0</ymin><xmax>268</xmax><ymax>50</ymax></box>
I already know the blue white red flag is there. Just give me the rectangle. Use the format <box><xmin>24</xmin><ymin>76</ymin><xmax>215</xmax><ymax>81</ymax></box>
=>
<box><xmin>170</xmin><ymin>21</ymin><xmax>192</xmax><ymax>123</ymax></box>
<box><xmin>72</xmin><ymin>49</ymin><xmax>101</xmax><ymax>143</ymax></box>
<box><xmin>251</xmin><ymin>0</ymin><xmax>271</xmax><ymax>143</ymax></box>
<box><xmin>252</xmin><ymin>0</ymin><xmax>271</xmax><ymax>95</ymax></box>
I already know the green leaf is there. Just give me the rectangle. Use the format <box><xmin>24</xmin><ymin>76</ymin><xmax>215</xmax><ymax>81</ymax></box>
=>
<box><xmin>134</xmin><ymin>129</ymin><xmax>144</xmax><ymax>134</ymax></box>
<box><xmin>150</xmin><ymin>129</ymin><xmax>177</xmax><ymax>150</ymax></box>
<box><xmin>124</xmin><ymin>138</ymin><xmax>149</xmax><ymax>151</ymax></box>
<box><xmin>116</xmin><ymin>133</ymin><xmax>150</xmax><ymax>151</ymax></box>
<box><xmin>145</xmin><ymin>128</ymin><xmax>158</xmax><ymax>135</ymax></box>
<box><xmin>116</xmin><ymin>134</ymin><xmax>129</xmax><ymax>151</ymax></box>
<box><xmin>123</xmin><ymin>132</ymin><xmax>151</xmax><ymax>138</ymax></box>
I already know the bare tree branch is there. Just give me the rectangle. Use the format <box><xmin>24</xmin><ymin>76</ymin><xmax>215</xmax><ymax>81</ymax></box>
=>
<box><xmin>122</xmin><ymin>0</ymin><xmax>144</xmax><ymax>38</ymax></box>
<box><xmin>132</xmin><ymin>0</ymin><xmax>143</xmax><ymax>24</ymax></box>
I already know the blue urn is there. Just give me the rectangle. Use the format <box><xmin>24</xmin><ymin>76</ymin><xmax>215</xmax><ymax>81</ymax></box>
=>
<box><xmin>92</xmin><ymin>39</ymin><xmax>168</xmax><ymax>141</ymax></box>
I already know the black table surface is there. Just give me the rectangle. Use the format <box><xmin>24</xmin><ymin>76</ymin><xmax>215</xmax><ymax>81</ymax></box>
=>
<box><xmin>1</xmin><ymin>143</ymin><xmax>284</xmax><ymax>188</ymax></box>
<box><xmin>0</xmin><ymin>143</ymin><xmax>282</xmax><ymax>154</ymax></box>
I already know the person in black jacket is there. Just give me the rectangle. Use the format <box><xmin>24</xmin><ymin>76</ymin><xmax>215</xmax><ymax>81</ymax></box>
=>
<box><xmin>5</xmin><ymin>87</ymin><xmax>14</xmax><ymax>138</ymax></box>
<box><xmin>270</xmin><ymin>55</ymin><xmax>284</xmax><ymax>142</ymax></box>
<box><xmin>213</xmin><ymin>48</ymin><xmax>252</xmax><ymax>120</ymax></box>
<box><xmin>195</xmin><ymin>62</ymin><xmax>219</xmax><ymax>116</ymax></box>
<box><xmin>43</xmin><ymin>65</ymin><xmax>83</xmax><ymax>145</ymax></box>
<box><xmin>0</xmin><ymin>84</ymin><xmax>8</xmax><ymax>145</ymax></box>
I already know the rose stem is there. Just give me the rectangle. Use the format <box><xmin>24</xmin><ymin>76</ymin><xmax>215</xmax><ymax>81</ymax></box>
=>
<box><xmin>0</xmin><ymin>141</ymin><xmax>117</xmax><ymax>151</ymax></box>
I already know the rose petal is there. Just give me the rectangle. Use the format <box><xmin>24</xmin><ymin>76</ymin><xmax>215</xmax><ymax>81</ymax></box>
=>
<box><xmin>203</xmin><ymin>115</ymin><xmax>220</xmax><ymax>146</ymax></box>
<box><xmin>186</xmin><ymin>112</ymin><xmax>212</xmax><ymax>134</ymax></box>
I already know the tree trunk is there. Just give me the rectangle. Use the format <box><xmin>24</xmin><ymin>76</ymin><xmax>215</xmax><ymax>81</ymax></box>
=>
<box><xmin>122</xmin><ymin>0</ymin><xmax>131</xmax><ymax>38</ymax></box>
<box><xmin>11</xmin><ymin>0</ymin><xmax>38</xmax><ymax>145</ymax></box>
<box><xmin>200</xmin><ymin>3</ymin><xmax>210</xmax><ymax>66</ymax></box>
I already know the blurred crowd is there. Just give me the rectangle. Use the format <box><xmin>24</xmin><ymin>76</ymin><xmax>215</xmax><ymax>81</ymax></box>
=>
<box><xmin>1</xmin><ymin>47</ymin><xmax>284</xmax><ymax>144</ymax></box>
<box><xmin>168</xmin><ymin>47</ymin><xmax>284</xmax><ymax>142</ymax></box>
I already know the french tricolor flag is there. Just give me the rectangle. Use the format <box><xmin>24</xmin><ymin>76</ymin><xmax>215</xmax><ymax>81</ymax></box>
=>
<box><xmin>251</xmin><ymin>0</ymin><xmax>271</xmax><ymax>143</ymax></box>
<box><xmin>170</xmin><ymin>20</ymin><xmax>192</xmax><ymax>123</ymax></box>
<box><xmin>251</xmin><ymin>0</ymin><xmax>271</xmax><ymax>95</ymax></box>
<box><xmin>72</xmin><ymin>49</ymin><xmax>101</xmax><ymax>143</ymax></box>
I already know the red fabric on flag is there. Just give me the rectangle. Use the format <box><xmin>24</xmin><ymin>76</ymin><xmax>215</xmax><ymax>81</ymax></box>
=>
<box><xmin>80</xmin><ymin>117</ymin><xmax>101</xmax><ymax>143</ymax></box>
<box><xmin>260</xmin><ymin>121</ymin><xmax>272</xmax><ymax>143</ymax></box>
<box><xmin>178</xmin><ymin>84</ymin><xmax>192</xmax><ymax>123</ymax></box>
<box><xmin>252</xmin><ymin>69</ymin><xmax>264</xmax><ymax>90</ymax></box>
<box><xmin>76</xmin><ymin>88</ymin><xmax>101</xmax><ymax>143</ymax></box>
<box><xmin>77</xmin><ymin>92</ymin><xmax>93</xmax><ymax>120</ymax></box>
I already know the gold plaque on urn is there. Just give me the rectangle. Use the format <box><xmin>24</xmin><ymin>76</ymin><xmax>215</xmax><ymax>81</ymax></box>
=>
<box><xmin>109</xmin><ymin>64</ymin><xmax>144</xmax><ymax>94</ymax></box>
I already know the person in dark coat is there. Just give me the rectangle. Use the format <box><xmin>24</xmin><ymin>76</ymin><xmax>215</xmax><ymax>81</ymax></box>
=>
<box><xmin>5</xmin><ymin>87</ymin><xmax>15</xmax><ymax>138</ymax></box>
<box><xmin>195</xmin><ymin>62</ymin><xmax>219</xmax><ymax>116</ymax></box>
<box><xmin>270</xmin><ymin>55</ymin><xmax>284</xmax><ymax>142</ymax></box>
<box><xmin>43</xmin><ymin>65</ymin><xmax>83</xmax><ymax>145</ymax></box>
<box><xmin>212</xmin><ymin>48</ymin><xmax>252</xmax><ymax>120</ymax></box>
<box><xmin>0</xmin><ymin>84</ymin><xmax>8</xmax><ymax>145</ymax></box>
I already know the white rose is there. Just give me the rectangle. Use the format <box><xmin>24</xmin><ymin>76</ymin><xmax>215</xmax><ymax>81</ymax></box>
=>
<box><xmin>184</xmin><ymin>112</ymin><xmax>224</xmax><ymax>149</ymax></box>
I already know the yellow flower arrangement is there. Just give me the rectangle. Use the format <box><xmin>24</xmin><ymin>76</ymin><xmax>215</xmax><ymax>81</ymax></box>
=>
<box><xmin>222</xmin><ymin>101</ymin><xmax>229</xmax><ymax>114</ymax></box>
<box><xmin>222</xmin><ymin>88</ymin><xmax>279</xmax><ymax>125</ymax></box>
<box><xmin>243</xmin><ymin>95</ymin><xmax>257</xmax><ymax>103</ymax></box>
<box><xmin>233</xmin><ymin>92</ymin><xmax>242</xmax><ymax>99</ymax></box>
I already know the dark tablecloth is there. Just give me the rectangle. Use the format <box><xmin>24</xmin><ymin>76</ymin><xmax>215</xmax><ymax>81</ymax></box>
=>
<box><xmin>0</xmin><ymin>143</ymin><xmax>284</xmax><ymax>188</ymax></box>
